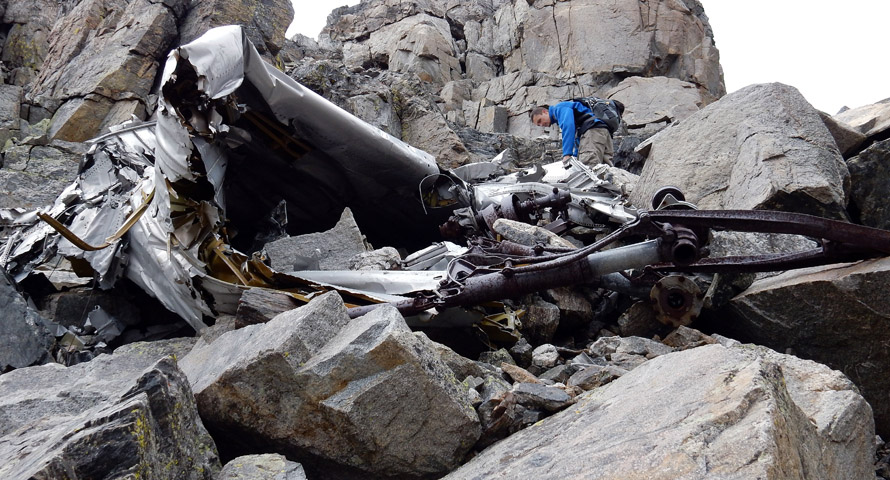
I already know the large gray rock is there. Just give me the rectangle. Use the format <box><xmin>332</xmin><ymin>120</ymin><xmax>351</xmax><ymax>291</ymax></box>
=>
<box><xmin>722</xmin><ymin>256</ymin><xmax>890</xmax><ymax>437</ymax></box>
<box><xmin>219</xmin><ymin>454</ymin><xmax>307</xmax><ymax>480</ymax></box>
<box><xmin>0</xmin><ymin>271</ymin><xmax>53</xmax><ymax>372</ymax></box>
<box><xmin>444</xmin><ymin>344</ymin><xmax>874</xmax><ymax>480</ymax></box>
<box><xmin>180</xmin><ymin>292</ymin><xmax>480</xmax><ymax>478</ymax></box>
<box><xmin>834</xmin><ymin>97</ymin><xmax>890</xmax><ymax>140</ymax></box>
<box><xmin>492</xmin><ymin>218</ymin><xmax>576</xmax><ymax>249</ymax></box>
<box><xmin>346</xmin><ymin>93</ymin><xmax>401</xmax><ymax>138</ymax></box>
<box><xmin>819</xmin><ymin>111</ymin><xmax>867</xmax><ymax>158</ymax></box>
<box><xmin>29</xmin><ymin>0</ymin><xmax>187</xmax><ymax>142</ymax></box>
<box><xmin>0</xmin><ymin>85</ymin><xmax>23</xmax><ymax>139</ymax></box>
<box><xmin>401</xmin><ymin>103</ymin><xmax>471</xmax><ymax>168</ymax></box>
<box><xmin>0</xmin><ymin>339</ymin><xmax>219</xmax><ymax>479</ymax></box>
<box><xmin>631</xmin><ymin>83</ymin><xmax>849</xmax><ymax>220</ymax></box>
<box><xmin>847</xmin><ymin>138</ymin><xmax>890</xmax><ymax>229</ymax></box>
<box><xmin>0</xmin><ymin>139</ymin><xmax>82</xmax><ymax>209</ymax></box>
<box><xmin>264</xmin><ymin>207</ymin><xmax>368</xmax><ymax>271</ymax></box>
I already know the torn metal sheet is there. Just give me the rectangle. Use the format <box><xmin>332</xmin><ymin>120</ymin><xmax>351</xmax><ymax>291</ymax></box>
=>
<box><xmin>290</xmin><ymin>270</ymin><xmax>447</xmax><ymax>296</ymax></box>
<box><xmin>0</xmin><ymin>25</ymin><xmax>455</xmax><ymax>332</ymax></box>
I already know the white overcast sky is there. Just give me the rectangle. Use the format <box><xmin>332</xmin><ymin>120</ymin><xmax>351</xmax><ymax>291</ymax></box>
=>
<box><xmin>288</xmin><ymin>0</ymin><xmax>888</xmax><ymax>114</ymax></box>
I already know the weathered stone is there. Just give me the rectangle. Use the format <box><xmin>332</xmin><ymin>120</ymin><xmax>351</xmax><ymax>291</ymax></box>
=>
<box><xmin>401</xmin><ymin>107</ymin><xmax>471</xmax><ymax>168</ymax></box>
<box><xmin>661</xmin><ymin>325</ymin><xmax>717</xmax><ymax>350</ymax></box>
<box><xmin>567</xmin><ymin>364</ymin><xmax>627</xmax><ymax>391</ymax></box>
<box><xmin>632</xmin><ymin>83</ymin><xmax>850</xmax><ymax>220</ymax></box>
<box><xmin>234</xmin><ymin>288</ymin><xmax>299</xmax><ymax>327</ymax></box>
<box><xmin>479</xmin><ymin>348</ymin><xmax>514</xmax><ymax>366</ymax></box>
<box><xmin>605</xmin><ymin>76</ymin><xmax>708</xmax><ymax>129</ymax></box>
<box><xmin>522</xmin><ymin>298</ymin><xmax>560</xmax><ymax>345</ymax></box>
<box><xmin>440</xmin><ymin>80</ymin><xmax>474</xmax><ymax>114</ymax></box>
<box><xmin>615</xmin><ymin>336</ymin><xmax>674</xmax><ymax>358</ymax></box>
<box><xmin>477</xmin><ymin>105</ymin><xmax>508</xmax><ymax>133</ymax></box>
<box><xmin>0</xmin><ymin>340</ymin><xmax>220</xmax><ymax>478</ymax></box>
<box><xmin>432</xmin><ymin>341</ymin><xmax>497</xmax><ymax>380</ymax></box>
<box><xmin>0</xmin><ymin>142</ymin><xmax>80</xmax><ymax>209</ymax></box>
<box><xmin>501</xmin><ymin>362</ymin><xmax>540</xmax><ymax>384</ymax></box>
<box><xmin>847</xmin><ymin>138</ymin><xmax>890</xmax><ymax>229</ymax></box>
<box><xmin>31</xmin><ymin>0</ymin><xmax>185</xmax><ymax>141</ymax></box>
<box><xmin>444</xmin><ymin>344</ymin><xmax>874</xmax><ymax>479</ymax></box>
<box><xmin>345</xmin><ymin>93</ymin><xmax>401</xmax><ymax>138</ymax></box>
<box><xmin>264</xmin><ymin>208</ymin><xmax>368</xmax><ymax>271</ymax></box>
<box><xmin>324</xmin><ymin>0</ymin><xmax>447</xmax><ymax>43</ymax></box>
<box><xmin>180</xmin><ymin>292</ymin><xmax>480</xmax><ymax>477</ymax></box>
<box><xmin>47</xmin><ymin>96</ymin><xmax>115</xmax><ymax>142</ymax></box>
<box><xmin>0</xmin><ymin>85</ymin><xmax>22</xmax><ymax>130</ymax></box>
<box><xmin>722</xmin><ymin>256</ymin><xmax>890</xmax><ymax>436</ymax></box>
<box><xmin>544</xmin><ymin>286</ymin><xmax>593</xmax><ymax>328</ymax></box>
<box><xmin>532</xmin><ymin>343</ymin><xmax>559</xmax><ymax>369</ymax></box>
<box><xmin>492</xmin><ymin>218</ymin><xmax>576</xmax><ymax>249</ymax></box>
<box><xmin>466</xmin><ymin>52</ymin><xmax>498</xmax><ymax>81</ymax></box>
<box><xmin>508</xmin><ymin>337</ymin><xmax>534</xmax><ymax>368</ymax></box>
<box><xmin>616</xmin><ymin>301</ymin><xmax>661</xmax><ymax>337</ymax></box>
<box><xmin>511</xmin><ymin>382</ymin><xmax>572</xmax><ymax>412</ymax></box>
<box><xmin>819</xmin><ymin>111</ymin><xmax>867</xmax><ymax>158</ymax></box>
<box><xmin>834</xmin><ymin>97</ymin><xmax>890</xmax><ymax>140</ymax></box>
<box><xmin>340</xmin><ymin>13</ymin><xmax>460</xmax><ymax>86</ymax></box>
<box><xmin>0</xmin><ymin>272</ymin><xmax>53</xmax><ymax>372</ymax></box>
<box><xmin>1</xmin><ymin>0</ymin><xmax>60</xmax><ymax>81</ymax></box>
<box><xmin>179</xmin><ymin>0</ymin><xmax>292</xmax><ymax>56</ymax></box>
<box><xmin>587</xmin><ymin>335</ymin><xmax>621</xmax><ymax>358</ymax></box>
<box><xmin>501</xmin><ymin>0</ymin><xmax>723</xmax><ymax>96</ymax></box>
<box><xmin>219</xmin><ymin>454</ymin><xmax>307</xmax><ymax>480</ymax></box>
<box><xmin>347</xmin><ymin>246</ymin><xmax>401</xmax><ymax>270</ymax></box>
<box><xmin>538</xmin><ymin>364</ymin><xmax>573</xmax><ymax>384</ymax></box>
<box><xmin>475</xmin><ymin>390</ymin><xmax>522</xmax><ymax>448</ymax></box>
<box><xmin>609</xmin><ymin>352</ymin><xmax>648</xmax><ymax>370</ymax></box>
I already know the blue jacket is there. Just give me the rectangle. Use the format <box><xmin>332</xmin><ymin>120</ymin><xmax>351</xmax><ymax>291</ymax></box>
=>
<box><xmin>548</xmin><ymin>101</ymin><xmax>604</xmax><ymax>157</ymax></box>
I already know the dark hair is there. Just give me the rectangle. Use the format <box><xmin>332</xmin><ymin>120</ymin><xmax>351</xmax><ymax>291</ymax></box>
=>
<box><xmin>530</xmin><ymin>105</ymin><xmax>549</xmax><ymax>119</ymax></box>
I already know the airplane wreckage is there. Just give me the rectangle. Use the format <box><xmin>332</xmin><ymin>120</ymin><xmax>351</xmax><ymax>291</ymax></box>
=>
<box><xmin>2</xmin><ymin>26</ymin><xmax>890</xmax><ymax>356</ymax></box>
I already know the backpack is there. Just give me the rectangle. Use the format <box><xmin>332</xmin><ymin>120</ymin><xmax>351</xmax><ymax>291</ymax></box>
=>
<box><xmin>571</xmin><ymin>97</ymin><xmax>624</xmax><ymax>134</ymax></box>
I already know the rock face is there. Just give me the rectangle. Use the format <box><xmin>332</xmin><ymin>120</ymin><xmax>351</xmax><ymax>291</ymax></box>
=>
<box><xmin>179</xmin><ymin>0</ymin><xmax>293</xmax><ymax>56</ymax></box>
<box><xmin>722</xmin><ymin>256</ymin><xmax>890</xmax><ymax>437</ymax></box>
<box><xmin>32</xmin><ymin>0</ymin><xmax>187</xmax><ymax>142</ymax></box>
<box><xmin>847</xmin><ymin>138</ymin><xmax>890</xmax><ymax>229</ymax></box>
<box><xmin>631</xmin><ymin>83</ymin><xmax>850</xmax><ymax>219</ymax></box>
<box><xmin>319</xmin><ymin>0</ymin><xmax>723</xmax><ymax>141</ymax></box>
<box><xmin>0</xmin><ymin>339</ymin><xmax>219</xmax><ymax>479</ymax></box>
<box><xmin>445</xmin><ymin>344</ymin><xmax>874</xmax><ymax>480</ymax></box>
<box><xmin>180</xmin><ymin>292</ymin><xmax>480</xmax><ymax>478</ymax></box>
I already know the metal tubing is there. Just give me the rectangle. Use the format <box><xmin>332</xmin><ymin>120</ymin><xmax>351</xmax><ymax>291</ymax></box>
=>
<box><xmin>585</xmin><ymin>239</ymin><xmax>664</xmax><ymax>276</ymax></box>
